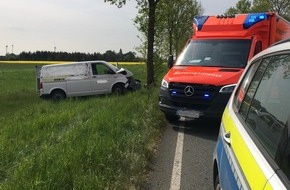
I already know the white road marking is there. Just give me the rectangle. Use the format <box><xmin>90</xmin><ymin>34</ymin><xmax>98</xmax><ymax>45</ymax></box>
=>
<box><xmin>170</xmin><ymin>127</ymin><xmax>184</xmax><ymax>190</ymax></box>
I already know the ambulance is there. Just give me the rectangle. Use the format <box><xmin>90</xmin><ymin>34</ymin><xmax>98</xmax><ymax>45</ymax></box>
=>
<box><xmin>159</xmin><ymin>12</ymin><xmax>290</xmax><ymax>122</ymax></box>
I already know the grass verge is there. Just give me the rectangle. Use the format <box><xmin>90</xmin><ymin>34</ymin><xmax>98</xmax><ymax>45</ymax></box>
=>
<box><xmin>0</xmin><ymin>62</ymin><xmax>166</xmax><ymax>189</ymax></box>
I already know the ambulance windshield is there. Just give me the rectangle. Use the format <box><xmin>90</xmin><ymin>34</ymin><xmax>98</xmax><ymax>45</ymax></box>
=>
<box><xmin>175</xmin><ymin>39</ymin><xmax>251</xmax><ymax>68</ymax></box>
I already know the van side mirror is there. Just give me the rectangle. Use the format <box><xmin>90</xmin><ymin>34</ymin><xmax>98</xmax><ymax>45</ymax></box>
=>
<box><xmin>167</xmin><ymin>55</ymin><xmax>174</xmax><ymax>68</ymax></box>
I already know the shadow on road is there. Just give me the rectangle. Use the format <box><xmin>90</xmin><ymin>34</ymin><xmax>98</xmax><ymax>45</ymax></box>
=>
<box><xmin>169</xmin><ymin>117</ymin><xmax>220</xmax><ymax>141</ymax></box>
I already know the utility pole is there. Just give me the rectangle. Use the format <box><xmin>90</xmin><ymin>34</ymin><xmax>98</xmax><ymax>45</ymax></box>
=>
<box><xmin>5</xmin><ymin>45</ymin><xmax>8</xmax><ymax>55</ymax></box>
<box><xmin>12</xmin><ymin>45</ymin><xmax>13</xmax><ymax>54</ymax></box>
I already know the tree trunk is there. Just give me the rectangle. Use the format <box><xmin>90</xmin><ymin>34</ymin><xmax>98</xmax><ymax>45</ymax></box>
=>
<box><xmin>146</xmin><ymin>0</ymin><xmax>157</xmax><ymax>87</ymax></box>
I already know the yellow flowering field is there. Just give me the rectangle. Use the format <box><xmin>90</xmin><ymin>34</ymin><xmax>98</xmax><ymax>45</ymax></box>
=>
<box><xmin>0</xmin><ymin>61</ymin><xmax>145</xmax><ymax>65</ymax></box>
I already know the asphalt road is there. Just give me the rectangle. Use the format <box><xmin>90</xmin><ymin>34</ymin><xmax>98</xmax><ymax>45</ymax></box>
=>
<box><xmin>146</xmin><ymin>117</ymin><xmax>220</xmax><ymax>190</ymax></box>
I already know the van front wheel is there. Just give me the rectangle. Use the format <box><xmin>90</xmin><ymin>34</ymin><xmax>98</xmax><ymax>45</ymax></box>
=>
<box><xmin>51</xmin><ymin>90</ymin><xmax>66</xmax><ymax>100</ymax></box>
<box><xmin>112</xmin><ymin>84</ymin><xmax>124</xmax><ymax>95</ymax></box>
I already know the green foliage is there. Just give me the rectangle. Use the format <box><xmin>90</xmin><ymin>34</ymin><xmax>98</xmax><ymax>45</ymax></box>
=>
<box><xmin>104</xmin><ymin>0</ymin><xmax>127</xmax><ymax>8</ymax></box>
<box><xmin>252</xmin><ymin>0</ymin><xmax>290</xmax><ymax>20</ymax></box>
<box><xmin>225</xmin><ymin>0</ymin><xmax>290</xmax><ymax>21</ymax></box>
<box><xmin>105</xmin><ymin>0</ymin><xmax>161</xmax><ymax>86</ymax></box>
<box><xmin>225</xmin><ymin>0</ymin><xmax>251</xmax><ymax>14</ymax></box>
<box><xmin>251</xmin><ymin>0</ymin><xmax>271</xmax><ymax>13</ymax></box>
<box><xmin>135</xmin><ymin>0</ymin><xmax>203</xmax><ymax>58</ymax></box>
<box><xmin>132</xmin><ymin>0</ymin><xmax>203</xmax><ymax>85</ymax></box>
<box><xmin>0</xmin><ymin>63</ymin><xmax>167</xmax><ymax>189</ymax></box>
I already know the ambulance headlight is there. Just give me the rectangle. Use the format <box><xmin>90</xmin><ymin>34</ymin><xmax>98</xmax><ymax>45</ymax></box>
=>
<box><xmin>161</xmin><ymin>79</ymin><xmax>169</xmax><ymax>88</ymax></box>
<box><xmin>219</xmin><ymin>84</ymin><xmax>236</xmax><ymax>93</ymax></box>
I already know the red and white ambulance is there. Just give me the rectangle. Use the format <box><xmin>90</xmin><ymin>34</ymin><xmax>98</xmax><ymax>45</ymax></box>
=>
<box><xmin>159</xmin><ymin>12</ymin><xmax>290</xmax><ymax>122</ymax></box>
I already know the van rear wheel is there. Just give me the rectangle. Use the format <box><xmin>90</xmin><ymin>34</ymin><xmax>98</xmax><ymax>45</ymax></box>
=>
<box><xmin>51</xmin><ymin>90</ymin><xmax>66</xmax><ymax>100</ymax></box>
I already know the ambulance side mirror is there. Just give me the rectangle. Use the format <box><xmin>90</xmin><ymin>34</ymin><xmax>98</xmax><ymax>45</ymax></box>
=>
<box><xmin>167</xmin><ymin>55</ymin><xmax>174</xmax><ymax>69</ymax></box>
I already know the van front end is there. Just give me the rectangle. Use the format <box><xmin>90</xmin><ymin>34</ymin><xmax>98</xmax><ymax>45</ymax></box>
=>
<box><xmin>159</xmin><ymin>77</ymin><xmax>235</xmax><ymax>120</ymax></box>
<box><xmin>159</xmin><ymin>38</ymin><xmax>250</xmax><ymax>121</ymax></box>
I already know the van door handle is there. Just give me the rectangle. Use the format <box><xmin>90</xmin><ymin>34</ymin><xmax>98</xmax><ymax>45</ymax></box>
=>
<box><xmin>223</xmin><ymin>132</ymin><xmax>231</xmax><ymax>146</ymax></box>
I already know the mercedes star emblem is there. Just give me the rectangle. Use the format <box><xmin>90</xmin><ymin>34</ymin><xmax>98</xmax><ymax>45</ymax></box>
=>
<box><xmin>184</xmin><ymin>86</ymin><xmax>194</xmax><ymax>96</ymax></box>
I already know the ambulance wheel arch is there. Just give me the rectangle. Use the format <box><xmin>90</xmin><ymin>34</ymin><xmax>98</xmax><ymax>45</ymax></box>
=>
<box><xmin>165</xmin><ymin>114</ymin><xmax>180</xmax><ymax>123</ymax></box>
<box><xmin>51</xmin><ymin>89</ymin><xmax>66</xmax><ymax>100</ymax></box>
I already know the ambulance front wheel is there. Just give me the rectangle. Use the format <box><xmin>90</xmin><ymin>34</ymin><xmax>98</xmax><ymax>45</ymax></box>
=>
<box><xmin>164</xmin><ymin>114</ymin><xmax>180</xmax><ymax>123</ymax></box>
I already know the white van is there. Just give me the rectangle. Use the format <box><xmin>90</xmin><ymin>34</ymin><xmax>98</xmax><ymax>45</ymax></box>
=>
<box><xmin>36</xmin><ymin>60</ymin><xmax>140</xmax><ymax>100</ymax></box>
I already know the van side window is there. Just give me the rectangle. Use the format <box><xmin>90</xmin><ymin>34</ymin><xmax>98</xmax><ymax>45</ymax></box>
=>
<box><xmin>91</xmin><ymin>63</ymin><xmax>114</xmax><ymax>75</ymax></box>
<box><xmin>253</xmin><ymin>41</ymin><xmax>262</xmax><ymax>56</ymax></box>
<box><xmin>240</xmin><ymin>54</ymin><xmax>290</xmax><ymax>180</ymax></box>
<box><xmin>91</xmin><ymin>63</ymin><xmax>97</xmax><ymax>75</ymax></box>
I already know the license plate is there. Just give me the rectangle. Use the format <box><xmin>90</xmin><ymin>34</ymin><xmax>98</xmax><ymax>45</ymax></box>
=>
<box><xmin>177</xmin><ymin>109</ymin><xmax>201</xmax><ymax>118</ymax></box>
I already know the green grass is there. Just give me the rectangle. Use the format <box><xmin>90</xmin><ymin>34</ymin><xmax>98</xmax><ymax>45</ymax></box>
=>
<box><xmin>0</xmin><ymin>62</ymin><xmax>167</xmax><ymax>189</ymax></box>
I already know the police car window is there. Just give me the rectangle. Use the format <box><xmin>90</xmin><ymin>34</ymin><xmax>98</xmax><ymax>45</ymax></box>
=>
<box><xmin>238</xmin><ymin>59</ymin><xmax>269</xmax><ymax>119</ymax></box>
<box><xmin>233</xmin><ymin>60</ymin><xmax>261</xmax><ymax>110</ymax></box>
<box><xmin>244</xmin><ymin>54</ymin><xmax>290</xmax><ymax>180</ymax></box>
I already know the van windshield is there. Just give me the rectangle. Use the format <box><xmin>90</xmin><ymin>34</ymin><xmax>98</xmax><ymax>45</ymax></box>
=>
<box><xmin>175</xmin><ymin>39</ymin><xmax>251</xmax><ymax>68</ymax></box>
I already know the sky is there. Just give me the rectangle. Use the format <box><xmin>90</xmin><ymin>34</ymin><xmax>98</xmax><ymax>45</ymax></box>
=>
<box><xmin>0</xmin><ymin>0</ymin><xmax>239</xmax><ymax>56</ymax></box>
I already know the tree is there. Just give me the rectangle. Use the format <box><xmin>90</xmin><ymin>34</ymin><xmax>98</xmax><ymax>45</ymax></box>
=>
<box><xmin>105</xmin><ymin>0</ymin><xmax>160</xmax><ymax>87</ymax></box>
<box><xmin>117</xmin><ymin>48</ymin><xmax>123</xmax><ymax>61</ymax></box>
<box><xmin>225</xmin><ymin>0</ymin><xmax>290</xmax><ymax>21</ymax></box>
<box><xmin>133</xmin><ymin>0</ymin><xmax>203</xmax><ymax>83</ymax></box>
<box><xmin>155</xmin><ymin>0</ymin><xmax>203</xmax><ymax>57</ymax></box>
<box><xmin>251</xmin><ymin>0</ymin><xmax>271</xmax><ymax>13</ymax></box>
<box><xmin>225</xmin><ymin>0</ymin><xmax>251</xmax><ymax>14</ymax></box>
<box><xmin>252</xmin><ymin>0</ymin><xmax>290</xmax><ymax>20</ymax></box>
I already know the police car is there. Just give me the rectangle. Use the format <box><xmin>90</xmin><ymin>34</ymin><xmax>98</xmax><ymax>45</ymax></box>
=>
<box><xmin>213</xmin><ymin>38</ymin><xmax>290</xmax><ymax>189</ymax></box>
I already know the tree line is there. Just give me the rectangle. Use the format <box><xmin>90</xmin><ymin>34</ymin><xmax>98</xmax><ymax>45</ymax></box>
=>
<box><xmin>1</xmin><ymin>49</ymin><xmax>142</xmax><ymax>62</ymax></box>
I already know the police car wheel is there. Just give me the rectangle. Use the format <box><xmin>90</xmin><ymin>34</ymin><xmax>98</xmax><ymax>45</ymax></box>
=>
<box><xmin>214</xmin><ymin>175</ymin><xmax>221</xmax><ymax>190</ymax></box>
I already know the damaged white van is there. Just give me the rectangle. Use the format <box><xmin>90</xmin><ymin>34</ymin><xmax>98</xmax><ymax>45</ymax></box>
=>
<box><xmin>36</xmin><ymin>60</ymin><xmax>140</xmax><ymax>100</ymax></box>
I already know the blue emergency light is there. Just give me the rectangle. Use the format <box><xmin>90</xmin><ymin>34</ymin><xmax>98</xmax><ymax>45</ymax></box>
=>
<box><xmin>193</xmin><ymin>16</ymin><xmax>209</xmax><ymax>30</ymax></box>
<box><xmin>171</xmin><ymin>91</ymin><xmax>177</xmax><ymax>95</ymax></box>
<box><xmin>243</xmin><ymin>13</ymin><xmax>267</xmax><ymax>29</ymax></box>
<box><xmin>203</xmin><ymin>93</ymin><xmax>210</xmax><ymax>99</ymax></box>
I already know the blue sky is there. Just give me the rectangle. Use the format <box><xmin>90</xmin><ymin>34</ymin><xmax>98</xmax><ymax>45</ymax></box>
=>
<box><xmin>0</xmin><ymin>0</ymin><xmax>238</xmax><ymax>56</ymax></box>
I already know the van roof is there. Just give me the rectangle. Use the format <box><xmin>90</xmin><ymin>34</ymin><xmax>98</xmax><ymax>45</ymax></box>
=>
<box><xmin>42</xmin><ymin>60</ymin><xmax>108</xmax><ymax>68</ymax></box>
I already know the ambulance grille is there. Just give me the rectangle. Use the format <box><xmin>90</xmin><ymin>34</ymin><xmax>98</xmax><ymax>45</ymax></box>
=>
<box><xmin>168</xmin><ymin>82</ymin><xmax>219</xmax><ymax>102</ymax></box>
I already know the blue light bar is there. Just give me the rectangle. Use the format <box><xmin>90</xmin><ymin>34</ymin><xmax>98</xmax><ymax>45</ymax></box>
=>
<box><xmin>243</xmin><ymin>13</ymin><xmax>267</xmax><ymax>29</ymax></box>
<box><xmin>193</xmin><ymin>16</ymin><xmax>209</xmax><ymax>30</ymax></box>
